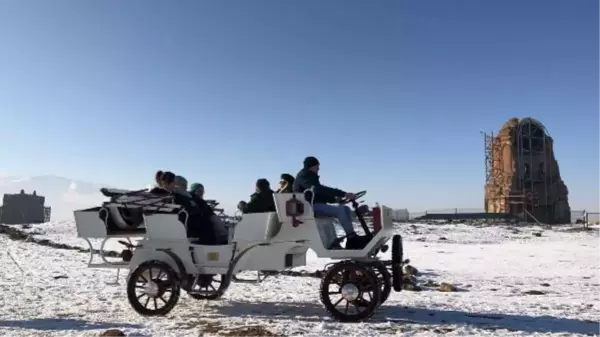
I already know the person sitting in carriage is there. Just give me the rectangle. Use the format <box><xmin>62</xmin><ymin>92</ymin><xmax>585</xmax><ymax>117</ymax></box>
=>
<box><xmin>151</xmin><ymin>171</ymin><xmax>219</xmax><ymax>245</ymax></box>
<box><xmin>293</xmin><ymin>156</ymin><xmax>368</xmax><ymax>249</ymax></box>
<box><xmin>237</xmin><ymin>178</ymin><xmax>276</xmax><ymax>214</ymax></box>
<box><xmin>176</xmin><ymin>176</ymin><xmax>230</xmax><ymax>245</ymax></box>
<box><xmin>276</xmin><ymin>173</ymin><xmax>295</xmax><ymax>193</ymax></box>
<box><xmin>150</xmin><ymin>171</ymin><xmax>176</xmax><ymax>194</ymax></box>
<box><xmin>151</xmin><ymin>172</ymin><xmax>194</xmax><ymax>207</ymax></box>
<box><xmin>189</xmin><ymin>183</ymin><xmax>205</xmax><ymax>199</ymax></box>
<box><xmin>189</xmin><ymin>182</ymin><xmax>228</xmax><ymax>244</ymax></box>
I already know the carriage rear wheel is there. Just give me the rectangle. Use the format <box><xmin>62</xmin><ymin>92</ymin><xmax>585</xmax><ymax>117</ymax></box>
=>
<box><xmin>186</xmin><ymin>274</ymin><xmax>229</xmax><ymax>300</ymax></box>
<box><xmin>319</xmin><ymin>261</ymin><xmax>381</xmax><ymax>322</ymax></box>
<box><xmin>127</xmin><ymin>260</ymin><xmax>181</xmax><ymax>316</ymax></box>
<box><xmin>371</xmin><ymin>262</ymin><xmax>392</xmax><ymax>305</ymax></box>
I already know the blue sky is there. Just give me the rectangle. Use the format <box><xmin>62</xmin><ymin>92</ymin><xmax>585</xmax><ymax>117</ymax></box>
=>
<box><xmin>0</xmin><ymin>0</ymin><xmax>598</xmax><ymax>212</ymax></box>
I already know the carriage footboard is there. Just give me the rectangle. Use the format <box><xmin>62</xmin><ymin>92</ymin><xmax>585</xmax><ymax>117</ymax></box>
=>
<box><xmin>83</xmin><ymin>237</ymin><xmax>135</xmax><ymax>269</ymax></box>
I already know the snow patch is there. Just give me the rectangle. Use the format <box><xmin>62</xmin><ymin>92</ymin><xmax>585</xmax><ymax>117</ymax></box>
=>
<box><xmin>1</xmin><ymin>222</ymin><xmax>598</xmax><ymax>336</ymax></box>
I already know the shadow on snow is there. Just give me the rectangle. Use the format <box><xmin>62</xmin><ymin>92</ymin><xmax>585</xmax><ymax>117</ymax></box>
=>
<box><xmin>212</xmin><ymin>300</ymin><xmax>599</xmax><ymax>335</ymax></box>
<box><xmin>0</xmin><ymin>318</ymin><xmax>142</xmax><ymax>331</ymax></box>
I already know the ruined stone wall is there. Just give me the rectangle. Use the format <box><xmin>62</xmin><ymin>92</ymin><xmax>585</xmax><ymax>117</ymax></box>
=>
<box><xmin>484</xmin><ymin>117</ymin><xmax>571</xmax><ymax>224</ymax></box>
<box><xmin>485</xmin><ymin>118</ymin><xmax>519</xmax><ymax>214</ymax></box>
<box><xmin>0</xmin><ymin>190</ymin><xmax>47</xmax><ymax>224</ymax></box>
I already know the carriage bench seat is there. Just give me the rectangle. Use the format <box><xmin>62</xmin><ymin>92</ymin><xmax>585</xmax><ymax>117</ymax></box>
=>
<box><xmin>232</xmin><ymin>212</ymin><xmax>282</xmax><ymax>242</ymax></box>
<box><xmin>74</xmin><ymin>207</ymin><xmax>147</xmax><ymax>238</ymax></box>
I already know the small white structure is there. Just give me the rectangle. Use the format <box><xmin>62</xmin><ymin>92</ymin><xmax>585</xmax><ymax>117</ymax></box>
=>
<box><xmin>391</xmin><ymin>209</ymin><xmax>410</xmax><ymax>222</ymax></box>
<box><xmin>73</xmin><ymin>188</ymin><xmax>407</xmax><ymax>322</ymax></box>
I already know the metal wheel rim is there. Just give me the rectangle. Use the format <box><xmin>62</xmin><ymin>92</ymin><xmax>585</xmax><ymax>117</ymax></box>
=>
<box><xmin>133</xmin><ymin>266</ymin><xmax>176</xmax><ymax>312</ymax></box>
<box><xmin>325</xmin><ymin>266</ymin><xmax>378</xmax><ymax>317</ymax></box>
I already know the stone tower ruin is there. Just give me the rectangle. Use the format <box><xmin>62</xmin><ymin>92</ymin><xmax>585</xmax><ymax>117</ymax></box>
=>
<box><xmin>484</xmin><ymin>117</ymin><xmax>571</xmax><ymax>224</ymax></box>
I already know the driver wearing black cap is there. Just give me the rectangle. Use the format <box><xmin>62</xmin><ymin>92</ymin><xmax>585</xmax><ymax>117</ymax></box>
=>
<box><xmin>293</xmin><ymin>156</ymin><xmax>363</xmax><ymax>248</ymax></box>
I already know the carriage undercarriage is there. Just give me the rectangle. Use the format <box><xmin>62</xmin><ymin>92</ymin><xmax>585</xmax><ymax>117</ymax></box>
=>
<box><xmin>75</xmin><ymin>188</ymin><xmax>406</xmax><ymax>322</ymax></box>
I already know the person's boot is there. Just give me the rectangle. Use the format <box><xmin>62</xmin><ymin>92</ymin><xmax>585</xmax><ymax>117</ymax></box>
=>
<box><xmin>328</xmin><ymin>237</ymin><xmax>345</xmax><ymax>249</ymax></box>
<box><xmin>346</xmin><ymin>233</ymin><xmax>369</xmax><ymax>250</ymax></box>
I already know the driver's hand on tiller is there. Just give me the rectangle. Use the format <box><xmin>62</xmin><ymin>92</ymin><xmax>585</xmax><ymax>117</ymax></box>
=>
<box><xmin>344</xmin><ymin>192</ymin><xmax>356</xmax><ymax>200</ymax></box>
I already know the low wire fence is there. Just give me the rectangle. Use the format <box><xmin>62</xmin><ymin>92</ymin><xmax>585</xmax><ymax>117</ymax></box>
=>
<box><xmin>571</xmin><ymin>210</ymin><xmax>600</xmax><ymax>225</ymax></box>
<box><xmin>588</xmin><ymin>213</ymin><xmax>600</xmax><ymax>224</ymax></box>
<box><xmin>408</xmin><ymin>208</ymin><xmax>485</xmax><ymax>220</ymax></box>
<box><xmin>421</xmin><ymin>208</ymin><xmax>486</xmax><ymax>214</ymax></box>
<box><xmin>408</xmin><ymin>208</ymin><xmax>599</xmax><ymax>224</ymax></box>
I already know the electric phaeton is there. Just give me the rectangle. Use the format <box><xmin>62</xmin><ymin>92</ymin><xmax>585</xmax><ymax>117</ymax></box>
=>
<box><xmin>73</xmin><ymin>187</ymin><xmax>405</xmax><ymax>322</ymax></box>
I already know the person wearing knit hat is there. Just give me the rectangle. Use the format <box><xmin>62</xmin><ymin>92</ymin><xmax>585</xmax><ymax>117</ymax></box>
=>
<box><xmin>189</xmin><ymin>183</ymin><xmax>205</xmax><ymax>199</ymax></box>
<box><xmin>237</xmin><ymin>178</ymin><xmax>276</xmax><ymax>214</ymax></box>
<box><xmin>187</xmin><ymin>182</ymin><xmax>228</xmax><ymax>244</ymax></box>
<box><xmin>173</xmin><ymin>175</ymin><xmax>192</xmax><ymax>197</ymax></box>
<box><xmin>293</xmin><ymin>156</ymin><xmax>364</xmax><ymax>249</ymax></box>
<box><xmin>303</xmin><ymin>156</ymin><xmax>320</xmax><ymax>170</ymax></box>
<box><xmin>174</xmin><ymin>175</ymin><xmax>188</xmax><ymax>190</ymax></box>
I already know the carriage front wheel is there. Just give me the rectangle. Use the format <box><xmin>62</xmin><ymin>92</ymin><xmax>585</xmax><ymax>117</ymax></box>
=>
<box><xmin>371</xmin><ymin>262</ymin><xmax>392</xmax><ymax>305</ymax></box>
<box><xmin>127</xmin><ymin>260</ymin><xmax>181</xmax><ymax>316</ymax></box>
<box><xmin>319</xmin><ymin>261</ymin><xmax>381</xmax><ymax>322</ymax></box>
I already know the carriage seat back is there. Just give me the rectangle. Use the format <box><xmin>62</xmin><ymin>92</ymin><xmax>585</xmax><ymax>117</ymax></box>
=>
<box><xmin>144</xmin><ymin>211</ymin><xmax>188</xmax><ymax>242</ymax></box>
<box><xmin>232</xmin><ymin>212</ymin><xmax>281</xmax><ymax>242</ymax></box>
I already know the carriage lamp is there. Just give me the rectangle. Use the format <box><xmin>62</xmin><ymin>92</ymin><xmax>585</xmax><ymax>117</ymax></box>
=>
<box><xmin>286</xmin><ymin>195</ymin><xmax>305</xmax><ymax>227</ymax></box>
<box><xmin>285</xmin><ymin>196</ymin><xmax>304</xmax><ymax>216</ymax></box>
<box><xmin>371</xmin><ymin>206</ymin><xmax>382</xmax><ymax>234</ymax></box>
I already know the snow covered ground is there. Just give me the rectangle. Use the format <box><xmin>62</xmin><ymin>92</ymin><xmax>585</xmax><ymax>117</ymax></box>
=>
<box><xmin>1</xmin><ymin>222</ymin><xmax>599</xmax><ymax>336</ymax></box>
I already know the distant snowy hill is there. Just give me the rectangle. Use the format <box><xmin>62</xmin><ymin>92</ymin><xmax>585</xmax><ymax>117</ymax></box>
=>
<box><xmin>0</xmin><ymin>175</ymin><xmax>110</xmax><ymax>221</ymax></box>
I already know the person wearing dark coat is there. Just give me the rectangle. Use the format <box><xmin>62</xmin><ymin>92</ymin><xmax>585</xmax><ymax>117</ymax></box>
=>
<box><xmin>150</xmin><ymin>171</ymin><xmax>218</xmax><ymax>244</ymax></box>
<box><xmin>238</xmin><ymin>179</ymin><xmax>276</xmax><ymax>214</ymax></box>
<box><xmin>293</xmin><ymin>156</ymin><xmax>366</xmax><ymax>249</ymax></box>
<box><xmin>276</xmin><ymin>173</ymin><xmax>295</xmax><ymax>193</ymax></box>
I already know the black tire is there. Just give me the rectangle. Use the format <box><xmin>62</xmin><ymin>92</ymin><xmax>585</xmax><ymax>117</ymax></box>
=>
<box><xmin>391</xmin><ymin>262</ymin><xmax>403</xmax><ymax>292</ymax></box>
<box><xmin>391</xmin><ymin>234</ymin><xmax>404</xmax><ymax>292</ymax></box>
<box><xmin>127</xmin><ymin>260</ymin><xmax>181</xmax><ymax>316</ymax></box>
<box><xmin>186</xmin><ymin>274</ymin><xmax>229</xmax><ymax>300</ymax></box>
<box><xmin>391</xmin><ymin>234</ymin><xmax>403</xmax><ymax>263</ymax></box>
<box><xmin>371</xmin><ymin>263</ymin><xmax>392</xmax><ymax>304</ymax></box>
<box><xmin>319</xmin><ymin>261</ymin><xmax>381</xmax><ymax>322</ymax></box>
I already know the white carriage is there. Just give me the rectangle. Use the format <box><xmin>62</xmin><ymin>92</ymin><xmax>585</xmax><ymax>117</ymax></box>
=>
<box><xmin>73</xmin><ymin>188</ymin><xmax>406</xmax><ymax>322</ymax></box>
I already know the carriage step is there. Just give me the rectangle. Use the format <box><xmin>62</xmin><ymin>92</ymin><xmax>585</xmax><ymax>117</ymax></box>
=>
<box><xmin>88</xmin><ymin>263</ymin><xmax>128</xmax><ymax>269</ymax></box>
